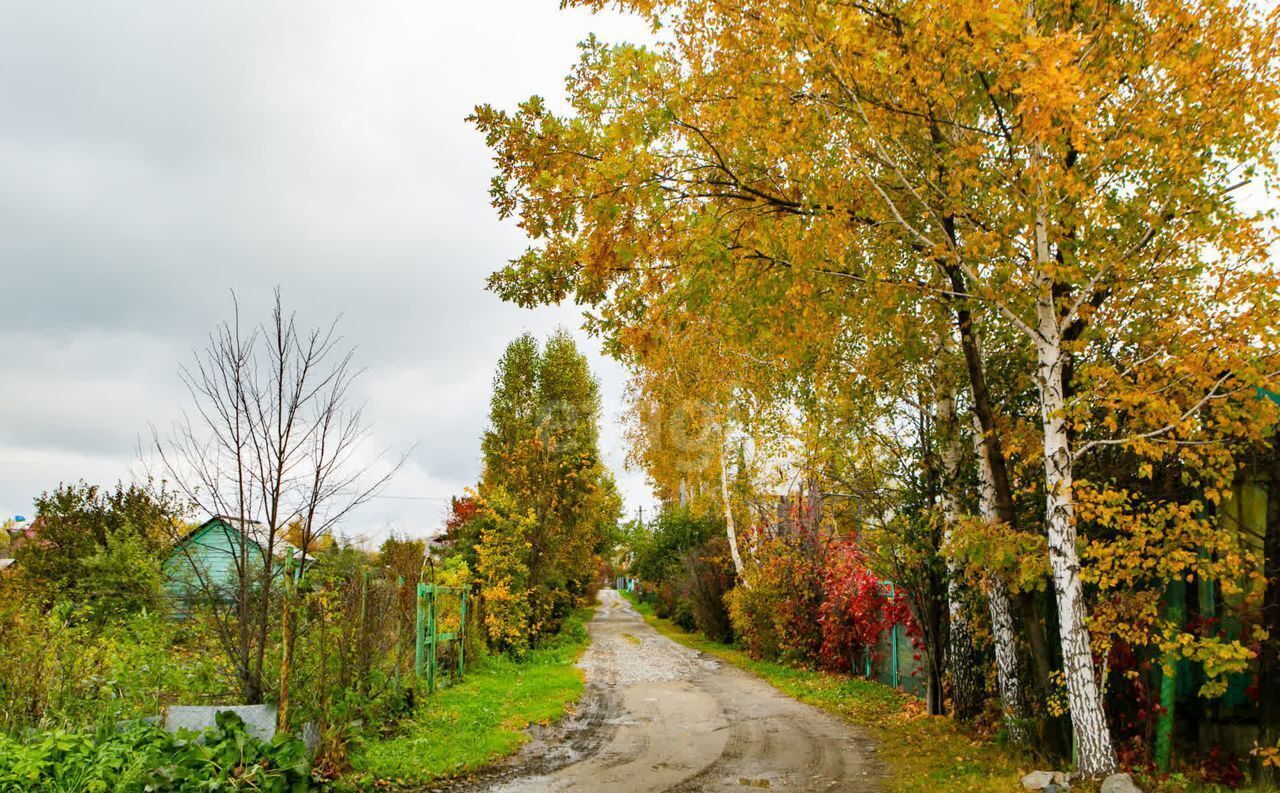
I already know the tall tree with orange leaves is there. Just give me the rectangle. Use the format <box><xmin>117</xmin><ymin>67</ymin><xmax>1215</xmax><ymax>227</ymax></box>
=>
<box><xmin>474</xmin><ymin>0</ymin><xmax>1280</xmax><ymax>775</ymax></box>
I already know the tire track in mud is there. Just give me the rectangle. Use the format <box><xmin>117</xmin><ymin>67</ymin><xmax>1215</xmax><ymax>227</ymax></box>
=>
<box><xmin>661</xmin><ymin>720</ymin><xmax>751</xmax><ymax>793</ymax></box>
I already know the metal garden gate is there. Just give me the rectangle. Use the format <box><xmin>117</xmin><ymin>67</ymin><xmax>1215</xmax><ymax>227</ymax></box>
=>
<box><xmin>415</xmin><ymin>582</ymin><xmax>468</xmax><ymax>693</ymax></box>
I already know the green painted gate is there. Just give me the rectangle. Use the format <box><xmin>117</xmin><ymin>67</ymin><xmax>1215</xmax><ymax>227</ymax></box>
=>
<box><xmin>415</xmin><ymin>583</ymin><xmax>468</xmax><ymax>693</ymax></box>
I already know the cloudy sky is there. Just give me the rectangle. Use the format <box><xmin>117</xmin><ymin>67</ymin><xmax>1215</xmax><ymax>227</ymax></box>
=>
<box><xmin>0</xmin><ymin>2</ymin><xmax>659</xmax><ymax>542</ymax></box>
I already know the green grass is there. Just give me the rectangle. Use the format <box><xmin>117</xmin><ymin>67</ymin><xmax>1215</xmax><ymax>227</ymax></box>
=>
<box><xmin>346</xmin><ymin>608</ymin><xmax>594</xmax><ymax>789</ymax></box>
<box><xmin>620</xmin><ymin>591</ymin><xmax>1026</xmax><ymax>793</ymax></box>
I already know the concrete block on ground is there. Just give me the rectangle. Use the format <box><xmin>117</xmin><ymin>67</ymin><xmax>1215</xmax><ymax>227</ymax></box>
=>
<box><xmin>301</xmin><ymin>721</ymin><xmax>320</xmax><ymax>753</ymax></box>
<box><xmin>164</xmin><ymin>704</ymin><xmax>277</xmax><ymax>742</ymax></box>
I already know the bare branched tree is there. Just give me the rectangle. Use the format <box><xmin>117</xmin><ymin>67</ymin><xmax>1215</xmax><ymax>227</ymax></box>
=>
<box><xmin>152</xmin><ymin>290</ymin><xmax>399</xmax><ymax>705</ymax></box>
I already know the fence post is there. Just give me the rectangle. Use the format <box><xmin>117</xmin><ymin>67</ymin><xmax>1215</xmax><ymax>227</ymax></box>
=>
<box><xmin>1156</xmin><ymin>578</ymin><xmax>1186</xmax><ymax>773</ymax></box>
<box><xmin>278</xmin><ymin>554</ymin><xmax>296</xmax><ymax>733</ymax></box>
<box><xmin>427</xmin><ymin>586</ymin><xmax>437</xmax><ymax>693</ymax></box>
<box><xmin>358</xmin><ymin>570</ymin><xmax>370</xmax><ymax>689</ymax></box>
<box><xmin>889</xmin><ymin>582</ymin><xmax>899</xmax><ymax>689</ymax></box>
<box><xmin>415</xmin><ymin>582</ymin><xmax>426</xmax><ymax>679</ymax></box>
<box><xmin>458</xmin><ymin>589</ymin><xmax>468</xmax><ymax>677</ymax></box>
<box><xmin>394</xmin><ymin>576</ymin><xmax>404</xmax><ymax>687</ymax></box>
<box><xmin>359</xmin><ymin>570</ymin><xmax>369</xmax><ymax>635</ymax></box>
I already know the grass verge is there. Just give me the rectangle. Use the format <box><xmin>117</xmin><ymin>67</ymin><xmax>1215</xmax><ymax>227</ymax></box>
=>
<box><xmin>346</xmin><ymin>606</ymin><xmax>594</xmax><ymax>789</ymax></box>
<box><xmin>619</xmin><ymin>591</ymin><xmax>1026</xmax><ymax>793</ymax></box>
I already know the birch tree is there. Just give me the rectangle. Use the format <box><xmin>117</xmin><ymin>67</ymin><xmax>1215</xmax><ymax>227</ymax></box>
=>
<box><xmin>971</xmin><ymin>412</ymin><xmax>1032</xmax><ymax>746</ymax></box>
<box><xmin>935</xmin><ymin>373</ymin><xmax>985</xmax><ymax>721</ymax></box>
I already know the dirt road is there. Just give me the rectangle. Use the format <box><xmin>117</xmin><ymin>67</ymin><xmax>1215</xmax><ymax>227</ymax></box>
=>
<box><xmin>448</xmin><ymin>589</ymin><xmax>881</xmax><ymax>792</ymax></box>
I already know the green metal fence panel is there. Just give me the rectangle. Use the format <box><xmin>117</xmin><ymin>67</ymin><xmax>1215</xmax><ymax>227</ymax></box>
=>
<box><xmin>413</xmin><ymin>583</ymin><xmax>469</xmax><ymax>693</ymax></box>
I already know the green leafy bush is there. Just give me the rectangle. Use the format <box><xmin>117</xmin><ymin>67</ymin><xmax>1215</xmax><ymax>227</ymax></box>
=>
<box><xmin>145</xmin><ymin>711</ymin><xmax>313</xmax><ymax>792</ymax></box>
<box><xmin>627</xmin><ymin>508</ymin><xmax>735</xmax><ymax>642</ymax></box>
<box><xmin>17</xmin><ymin>481</ymin><xmax>183</xmax><ymax>619</ymax></box>
<box><xmin>0</xmin><ymin>601</ymin><xmax>230</xmax><ymax>735</ymax></box>
<box><xmin>0</xmin><ymin>712</ymin><xmax>314</xmax><ymax>792</ymax></box>
<box><xmin>628</xmin><ymin>507</ymin><xmax>720</xmax><ymax>585</ymax></box>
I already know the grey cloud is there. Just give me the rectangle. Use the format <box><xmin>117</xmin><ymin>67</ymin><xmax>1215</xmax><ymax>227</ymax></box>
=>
<box><xmin>0</xmin><ymin>1</ymin><xmax>657</xmax><ymax>535</ymax></box>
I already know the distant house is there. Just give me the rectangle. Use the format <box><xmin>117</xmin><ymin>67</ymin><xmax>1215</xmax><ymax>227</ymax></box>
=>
<box><xmin>0</xmin><ymin>519</ymin><xmax>29</xmax><ymax>574</ymax></box>
<box><xmin>163</xmin><ymin>516</ymin><xmax>302</xmax><ymax>607</ymax></box>
<box><xmin>427</xmin><ymin>533</ymin><xmax>455</xmax><ymax>557</ymax></box>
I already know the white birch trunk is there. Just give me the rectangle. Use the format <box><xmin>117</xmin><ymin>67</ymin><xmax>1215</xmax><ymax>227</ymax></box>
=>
<box><xmin>971</xmin><ymin>411</ymin><xmax>1031</xmax><ymax>746</ymax></box>
<box><xmin>720</xmin><ymin>445</ymin><xmax>747</xmax><ymax>584</ymax></box>
<box><xmin>937</xmin><ymin>386</ymin><xmax>982</xmax><ymax>721</ymax></box>
<box><xmin>1031</xmin><ymin>179</ymin><xmax>1117</xmax><ymax>775</ymax></box>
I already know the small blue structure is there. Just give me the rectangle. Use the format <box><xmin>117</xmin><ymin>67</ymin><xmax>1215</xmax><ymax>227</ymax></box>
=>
<box><xmin>163</xmin><ymin>516</ymin><xmax>301</xmax><ymax>609</ymax></box>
